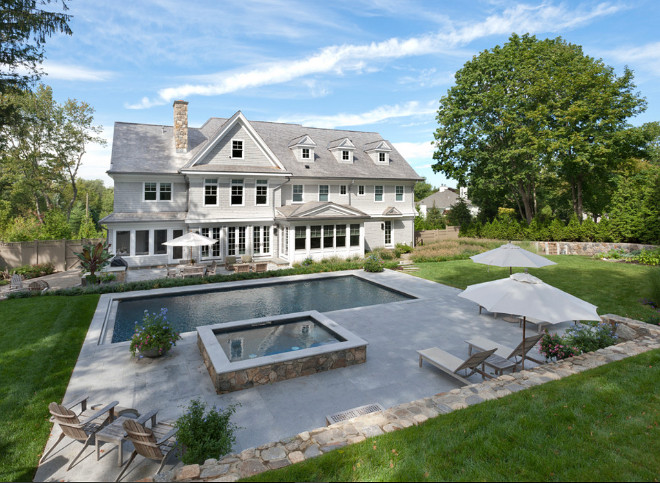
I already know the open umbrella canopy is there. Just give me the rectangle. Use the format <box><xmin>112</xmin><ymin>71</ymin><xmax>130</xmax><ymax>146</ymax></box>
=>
<box><xmin>470</xmin><ymin>243</ymin><xmax>556</xmax><ymax>271</ymax></box>
<box><xmin>163</xmin><ymin>232</ymin><xmax>217</xmax><ymax>247</ymax></box>
<box><xmin>458</xmin><ymin>272</ymin><xmax>599</xmax><ymax>324</ymax></box>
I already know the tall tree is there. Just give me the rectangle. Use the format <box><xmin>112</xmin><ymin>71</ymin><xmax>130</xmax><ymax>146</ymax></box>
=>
<box><xmin>432</xmin><ymin>33</ymin><xmax>647</xmax><ymax>223</ymax></box>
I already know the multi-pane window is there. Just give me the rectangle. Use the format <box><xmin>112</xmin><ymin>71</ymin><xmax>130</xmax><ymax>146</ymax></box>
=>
<box><xmin>263</xmin><ymin>227</ymin><xmax>270</xmax><ymax>253</ymax></box>
<box><xmin>358</xmin><ymin>185</ymin><xmax>365</xmax><ymax>196</ymax></box>
<box><xmin>310</xmin><ymin>225</ymin><xmax>322</xmax><ymax>249</ymax></box>
<box><xmin>226</xmin><ymin>227</ymin><xmax>246</xmax><ymax>255</ymax></box>
<box><xmin>293</xmin><ymin>185</ymin><xmax>303</xmax><ymax>202</ymax></box>
<box><xmin>336</xmin><ymin>225</ymin><xmax>346</xmax><ymax>247</ymax></box>
<box><xmin>159</xmin><ymin>183</ymin><xmax>172</xmax><ymax>201</ymax></box>
<box><xmin>136</xmin><ymin>230</ymin><xmax>149</xmax><ymax>255</ymax></box>
<box><xmin>232</xmin><ymin>140</ymin><xmax>243</xmax><ymax>158</ymax></box>
<box><xmin>144</xmin><ymin>182</ymin><xmax>157</xmax><ymax>201</ymax></box>
<box><xmin>396</xmin><ymin>185</ymin><xmax>404</xmax><ymax>202</ymax></box>
<box><xmin>256</xmin><ymin>180</ymin><xmax>268</xmax><ymax>205</ymax></box>
<box><xmin>295</xmin><ymin>226</ymin><xmax>306</xmax><ymax>250</ymax></box>
<box><xmin>253</xmin><ymin>226</ymin><xmax>270</xmax><ymax>254</ymax></box>
<box><xmin>172</xmin><ymin>229</ymin><xmax>183</xmax><ymax>259</ymax></box>
<box><xmin>340</xmin><ymin>185</ymin><xmax>347</xmax><ymax>195</ymax></box>
<box><xmin>204</xmin><ymin>179</ymin><xmax>218</xmax><ymax>205</ymax></box>
<box><xmin>154</xmin><ymin>230</ymin><xmax>168</xmax><ymax>254</ymax></box>
<box><xmin>116</xmin><ymin>231</ymin><xmax>130</xmax><ymax>255</ymax></box>
<box><xmin>231</xmin><ymin>179</ymin><xmax>243</xmax><ymax>205</ymax></box>
<box><xmin>227</xmin><ymin>227</ymin><xmax>236</xmax><ymax>256</ymax></box>
<box><xmin>384</xmin><ymin>220</ymin><xmax>392</xmax><ymax>246</ymax></box>
<box><xmin>283</xmin><ymin>227</ymin><xmax>289</xmax><ymax>255</ymax></box>
<box><xmin>342</xmin><ymin>150</ymin><xmax>349</xmax><ymax>161</ymax></box>
<box><xmin>302</xmin><ymin>148</ymin><xmax>310</xmax><ymax>159</ymax></box>
<box><xmin>375</xmin><ymin>185</ymin><xmax>383</xmax><ymax>202</ymax></box>
<box><xmin>237</xmin><ymin>226</ymin><xmax>246</xmax><ymax>255</ymax></box>
<box><xmin>201</xmin><ymin>228</ymin><xmax>221</xmax><ymax>257</ymax></box>
<box><xmin>379</xmin><ymin>152</ymin><xmax>386</xmax><ymax>162</ymax></box>
<box><xmin>319</xmin><ymin>185</ymin><xmax>329</xmax><ymax>202</ymax></box>
<box><xmin>350</xmin><ymin>224</ymin><xmax>360</xmax><ymax>247</ymax></box>
<box><xmin>323</xmin><ymin>225</ymin><xmax>334</xmax><ymax>248</ymax></box>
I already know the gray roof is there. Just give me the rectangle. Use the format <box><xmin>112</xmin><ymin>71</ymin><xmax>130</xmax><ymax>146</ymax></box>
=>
<box><xmin>419</xmin><ymin>190</ymin><xmax>472</xmax><ymax>210</ymax></box>
<box><xmin>109</xmin><ymin>114</ymin><xmax>421</xmax><ymax>181</ymax></box>
<box><xmin>276</xmin><ymin>201</ymin><xmax>368</xmax><ymax>219</ymax></box>
<box><xmin>99</xmin><ymin>212</ymin><xmax>188</xmax><ymax>224</ymax></box>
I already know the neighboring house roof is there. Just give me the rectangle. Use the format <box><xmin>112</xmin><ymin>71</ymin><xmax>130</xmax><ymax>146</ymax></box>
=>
<box><xmin>419</xmin><ymin>190</ymin><xmax>471</xmax><ymax>211</ymax></box>
<box><xmin>99</xmin><ymin>212</ymin><xmax>188</xmax><ymax>224</ymax></box>
<box><xmin>276</xmin><ymin>201</ymin><xmax>369</xmax><ymax>220</ymax></box>
<box><xmin>108</xmin><ymin>112</ymin><xmax>422</xmax><ymax>181</ymax></box>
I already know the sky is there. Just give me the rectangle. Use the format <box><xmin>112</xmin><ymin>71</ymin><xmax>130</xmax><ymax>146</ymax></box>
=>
<box><xmin>37</xmin><ymin>0</ymin><xmax>660</xmax><ymax>189</ymax></box>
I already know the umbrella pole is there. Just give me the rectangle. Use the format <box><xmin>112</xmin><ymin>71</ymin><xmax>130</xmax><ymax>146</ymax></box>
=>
<box><xmin>521</xmin><ymin>316</ymin><xmax>526</xmax><ymax>370</ymax></box>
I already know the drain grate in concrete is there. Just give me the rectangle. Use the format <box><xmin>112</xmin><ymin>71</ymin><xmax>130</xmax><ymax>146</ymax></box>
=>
<box><xmin>326</xmin><ymin>403</ymin><xmax>385</xmax><ymax>425</ymax></box>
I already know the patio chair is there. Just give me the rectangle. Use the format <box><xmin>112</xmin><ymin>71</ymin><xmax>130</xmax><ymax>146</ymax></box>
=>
<box><xmin>9</xmin><ymin>273</ymin><xmax>24</xmax><ymax>292</ymax></box>
<box><xmin>40</xmin><ymin>395</ymin><xmax>119</xmax><ymax>470</ymax></box>
<box><xmin>206</xmin><ymin>261</ymin><xmax>217</xmax><ymax>276</ymax></box>
<box><xmin>417</xmin><ymin>347</ymin><xmax>497</xmax><ymax>385</ymax></box>
<box><xmin>115</xmin><ymin>410</ymin><xmax>178</xmax><ymax>482</ymax></box>
<box><xmin>253</xmin><ymin>262</ymin><xmax>268</xmax><ymax>273</ymax></box>
<box><xmin>465</xmin><ymin>333</ymin><xmax>545</xmax><ymax>367</ymax></box>
<box><xmin>241</xmin><ymin>254</ymin><xmax>253</xmax><ymax>263</ymax></box>
<box><xmin>166</xmin><ymin>268</ymin><xmax>181</xmax><ymax>279</ymax></box>
<box><xmin>28</xmin><ymin>279</ymin><xmax>49</xmax><ymax>294</ymax></box>
<box><xmin>224</xmin><ymin>256</ymin><xmax>237</xmax><ymax>271</ymax></box>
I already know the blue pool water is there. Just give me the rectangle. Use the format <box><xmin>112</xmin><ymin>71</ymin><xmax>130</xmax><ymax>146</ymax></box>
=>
<box><xmin>112</xmin><ymin>275</ymin><xmax>413</xmax><ymax>343</ymax></box>
<box><xmin>216</xmin><ymin>318</ymin><xmax>341</xmax><ymax>362</ymax></box>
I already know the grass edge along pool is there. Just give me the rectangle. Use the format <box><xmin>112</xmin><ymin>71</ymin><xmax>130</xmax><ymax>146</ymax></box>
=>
<box><xmin>197</xmin><ymin>311</ymin><xmax>368</xmax><ymax>394</ymax></box>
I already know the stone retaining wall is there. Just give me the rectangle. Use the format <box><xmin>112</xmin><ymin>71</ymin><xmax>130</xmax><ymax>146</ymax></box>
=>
<box><xmin>535</xmin><ymin>241</ymin><xmax>656</xmax><ymax>256</ymax></box>
<box><xmin>165</xmin><ymin>315</ymin><xmax>660</xmax><ymax>482</ymax></box>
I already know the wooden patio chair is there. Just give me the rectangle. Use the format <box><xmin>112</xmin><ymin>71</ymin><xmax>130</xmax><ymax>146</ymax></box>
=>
<box><xmin>224</xmin><ymin>256</ymin><xmax>237</xmax><ymax>271</ymax></box>
<box><xmin>466</xmin><ymin>334</ymin><xmax>545</xmax><ymax>366</ymax></box>
<box><xmin>417</xmin><ymin>347</ymin><xmax>497</xmax><ymax>385</ymax></box>
<box><xmin>115</xmin><ymin>410</ymin><xmax>178</xmax><ymax>482</ymax></box>
<box><xmin>206</xmin><ymin>261</ymin><xmax>217</xmax><ymax>276</ymax></box>
<box><xmin>40</xmin><ymin>395</ymin><xmax>119</xmax><ymax>470</ymax></box>
<box><xmin>166</xmin><ymin>268</ymin><xmax>181</xmax><ymax>279</ymax></box>
<box><xmin>9</xmin><ymin>273</ymin><xmax>24</xmax><ymax>292</ymax></box>
<box><xmin>234</xmin><ymin>263</ymin><xmax>250</xmax><ymax>274</ymax></box>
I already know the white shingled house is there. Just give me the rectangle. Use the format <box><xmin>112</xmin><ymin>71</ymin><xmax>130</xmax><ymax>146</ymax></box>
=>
<box><xmin>100</xmin><ymin>101</ymin><xmax>422</xmax><ymax>267</ymax></box>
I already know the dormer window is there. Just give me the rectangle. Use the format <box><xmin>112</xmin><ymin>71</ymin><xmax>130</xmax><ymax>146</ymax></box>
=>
<box><xmin>232</xmin><ymin>140</ymin><xmax>243</xmax><ymax>158</ymax></box>
<box><xmin>365</xmin><ymin>140</ymin><xmax>392</xmax><ymax>165</ymax></box>
<box><xmin>342</xmin><ymin>150</ymin><xmax>349</xmax><ymax>161</ymax></box>
<box><xmin>328</xmin><ymin>137</ymin><xmax>355</xmax><ymax>164</ymax></box>
<box><xmin>302</xmin><ymin>148</ymin><xmax>310</xmax><ymax>159</ymax></box>
<box><xmin>379</xmin><ymin>152</ymin><xmax>386</xmax><ymax>162</ymax></box>
<box><xmin>289</xmin><ymin>135</ymin><xmax>316</xmax><ymax>162</ymax></box>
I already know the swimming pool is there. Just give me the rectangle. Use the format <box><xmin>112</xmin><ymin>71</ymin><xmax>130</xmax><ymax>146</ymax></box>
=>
<box><xmin>109</xmin><ymin>274</ymin><xmax>415</xmax><ymax>343</ymax></box>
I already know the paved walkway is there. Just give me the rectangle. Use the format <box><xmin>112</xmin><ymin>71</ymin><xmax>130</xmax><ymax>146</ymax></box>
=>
<box><xmin>33</xmin><ymin>269</ymin><xmax>566</xmax><ymax>482</ymax></box>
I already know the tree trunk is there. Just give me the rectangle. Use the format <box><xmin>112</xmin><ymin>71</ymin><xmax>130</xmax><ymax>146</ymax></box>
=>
<box><xmin>576</xmin><ymin>175</ymin><xmax>584</xmax><ymax>222</ymax></box>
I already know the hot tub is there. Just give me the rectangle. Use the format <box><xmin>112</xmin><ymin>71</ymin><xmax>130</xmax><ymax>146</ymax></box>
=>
<box><xmin>197</xmin><ymin>311</ymin><xmax>367</xmax><ymax>394</ymax></box>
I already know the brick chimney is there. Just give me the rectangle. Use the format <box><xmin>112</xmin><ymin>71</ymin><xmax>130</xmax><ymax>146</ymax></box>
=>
<box><xmin>173</xmin><ymin>100</ymin><xmax>188</xmax><ymax>153</ymax></box>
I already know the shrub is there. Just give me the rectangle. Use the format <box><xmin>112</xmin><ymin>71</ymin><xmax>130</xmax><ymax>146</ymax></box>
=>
<box><xmin>175</xmin><ymin>399</ymin><xmax>239</xmax><ymax>465</ymax></box>
<box><xmin>301</xmin><ymin>257</ymin><xmax>314</xmax><ymax>266</ymax></box>
<box><xmin>564</xmin><ymin>322</ymin><xmax>618</xmax><ymax>353</ymax></box>
<box><xmin>394</xmin><ymin>243</ymin><xmax>413</xmax><ymax>257</ymax></box>
<box><xmin>538</xmin><ymin>331</ymin><xmax>581</xmax><ymax>361</ymax></box>
<box><xmin>129</xmin><ymin>308</ymin><xmax>181</xmax><ymax>357</ymax></box>
<box><xmin>363</xmin><ymin>254</ymin><xmax>384</xmax><ymax>272</ymax></box>
<box><xmin>633</xmin><ymin>249</ymin><xmax>660</xmax><ymax>266</ymax></box>
<box><xmin>11</xmin><ymin>263</ymin><xmax>55</xmax><ymax>279</ymax></box>
<box><xmin>75</xmin><ymin>241</ymin><xmax>112</xmax><ymax>278</ymax></box>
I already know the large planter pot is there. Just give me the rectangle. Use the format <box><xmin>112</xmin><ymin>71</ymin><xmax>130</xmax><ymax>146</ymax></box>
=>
<box><xmin>139</xmin><ymin>347</ymin><xmax>168</xmax><ymax>358</ymax></box>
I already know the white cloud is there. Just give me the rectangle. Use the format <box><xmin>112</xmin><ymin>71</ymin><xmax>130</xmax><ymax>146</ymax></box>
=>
<box><xmin>392</xmin><ymin>141</ymin><xmax>435</xmax><ymax>161</ymax></box>
<box><xmin>129</xmin><ymin>2</ymin><xmax>622</xmax><ymax>108</ymax></box>
<box><xmin>603</xmin><ymin>41</ymin><xmax>660</xmax><ymax>77</ymax></box>
<box><xmin>125</xmin><ymin>97</ymin><xmax>167</xmax><ymax>110</ymax></box>
<box><xmin>276</xmin><ymin>101</ymin><xmax>436</xmax><ymax>128</ymax></box>
<box><xmin>43</xmin><ymin>62</ymin><xmax>114</xmax><ymax>82</ymax></box>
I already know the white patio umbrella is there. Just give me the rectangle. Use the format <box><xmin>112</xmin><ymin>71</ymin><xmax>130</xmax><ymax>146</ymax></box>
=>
<box><xmin>470</xmin><ymin>242</ymin><xmax>556</xmax><ymax>274</ymax></box>
<box><xmin>163</xmin><ymin>231</ymin><xmax>217</xmax><ymax>265</ymax></box>
<box><xmin>458</xmin><ymin>272</ymin><xmax>600</xmax><ymax>369</ymax></box>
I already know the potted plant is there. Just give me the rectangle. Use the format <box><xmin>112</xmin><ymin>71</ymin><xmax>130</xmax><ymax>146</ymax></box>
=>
<box><xmin>130</xmin><ymin>308</ymin><xmax>181</xmax><ymax>358</ymax></box>
<box><xmin>75</xmin><ymin>242</ymin><xmax>113</xmax><ymax>286</ymax></box>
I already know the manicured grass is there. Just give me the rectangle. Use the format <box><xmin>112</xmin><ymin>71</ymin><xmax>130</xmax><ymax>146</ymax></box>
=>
<box><xmin>413</xmin><ymin>256</ymin><xmax>658</xmax><ymax>322</ymax></box>
<box><xmin>0</xmin><ymin>295</ymin><xmax>100</xmax><ymax>482</ymax></box>
<box><xmin>246</xmin><ymin>349</ymin><xmax>660</xmax><ymax>482</ymax></box>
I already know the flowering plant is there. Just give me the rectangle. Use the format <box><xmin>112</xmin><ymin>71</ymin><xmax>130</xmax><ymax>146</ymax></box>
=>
<box><xmin>363</xmin><ymin>254</ymin><xmax>384</xmax><ymax>272</ymax></box>
<box><xmin>538</xmin><ymin>330</ymin><xmax>581</xmax><ymax>361</ymax></box>
<box><xmin>129</xmin><ymin>308</ymin><xmax>181</xmax><ymax>357</ymax></box>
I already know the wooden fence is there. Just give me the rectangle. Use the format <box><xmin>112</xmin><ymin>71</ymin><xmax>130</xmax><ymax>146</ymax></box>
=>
<box><xmin>0</xmin><ymin>238</ymin><xmax>104</xmax><ymax>272</ymax></box>
<box><xmin>414</xmin><ymin>226</ymin><xmax>460</xmax><ymax>245</ymax></box>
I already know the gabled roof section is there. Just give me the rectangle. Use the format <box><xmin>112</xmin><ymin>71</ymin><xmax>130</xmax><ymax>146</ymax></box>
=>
<box><xmin>288</xmin><ymin>134</ymin><xmax>317</xmax><ymax>148</ymax></box>
<box><xmin>382</xmin><ymin>206</ymin><xmax>403</xmax><ymax>216</ymax></box>
<box><xmin>184</xmin><ymin>111</ymin><xmax>285</xmax><ymax>171</ymax></box>
<box><xmin>276</xmin><ymin>202</ymin><xmax>368</xmax><ymax>220</ymax></box>
<box><xmin>364</xmin><ymin>140</ymin><xmax>392</xmax><ymax>152</ymax></box>
<box><xmin>327</xmin><ymin>137</ymin><xmax>355</xmax><ymax>150</ymax></box>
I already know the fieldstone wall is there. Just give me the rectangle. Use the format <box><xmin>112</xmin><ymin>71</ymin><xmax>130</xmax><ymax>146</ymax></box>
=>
<box><xmin>535</xmin><ymin>241</ymin><xmax>656</xmax><ymax>256</ymax></box>
<box><xmin>165</xmin><ymin>315</ymin><xmax>660</xmax><ymax>482</ymax></box>
<box><xmin>198</xmin><ymin>335</ymin><xmax>367</xmax><ymax>394</ymax></box>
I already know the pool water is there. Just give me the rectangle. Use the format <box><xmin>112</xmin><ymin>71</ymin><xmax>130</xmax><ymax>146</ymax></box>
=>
<box><xmin>112</xmin><ymin>275</ymin><xmax>413</xmax><ymax>343</ymax></box>
<box><xmin>215</xmin><ymin>318</ymin><xmax>341</xmax><ymax>362</ymax></box>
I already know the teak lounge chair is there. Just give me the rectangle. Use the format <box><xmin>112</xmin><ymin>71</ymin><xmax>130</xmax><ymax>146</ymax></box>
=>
<box><xmin>417</xmin><ymin>347</ymin><xmax>497</xmax><ymax>385</ymax></box>
<box><xmin>115</xmin><ymin>410</ymin><xmax>178</xmax><ymax>482</ymax></box>
<box><xmin>465</xmin><ymin>333</ymin><xmax>545</xmax><ymax>367</ymax></box>
<box><xmin>40</xmin><ymin>395</ymin><xmax>118</xmax><ymax>470</ymax></box>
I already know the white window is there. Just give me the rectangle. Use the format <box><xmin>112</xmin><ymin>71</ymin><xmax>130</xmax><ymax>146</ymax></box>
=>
<box><xmin>323</xmin><ymin>225</ymin><xmax>334</xmax><ymax>248</ymax></box>
<box><xmin>227</xmin><ymin>226</ymin><xmax>246</xmax><ymax>255</ymax></box>
<box><xmin>144</xmin><ymin>182</ymin><xmax>172</xmax><ymax>202</ymax></box>
<box><xmin>350</xmin><ymin>224</ymin><xmax>360</xmax><ymax>247</ymax></box>
<box><xmin>302</xmin><ymin>148</ymin><xmax>310</xmax><ymax>159</ymax></box>
<box><xmin>384</xmin><ymin>220</ymin><xmax>392</xmax><ymax>246</ymax></box>
<box><xmin>295</xmin><ymin>226</ymin><xmax>306</xmax><ymax>250</ymax></box>
<box><xmin>159</xmin><ymin>183</ymin><xmax>172</xmax><ymax>201</ymax></box>
<box><xmin>357</xmin><ymin>185</ymin><xmax>365</xmax><ymax>196</ymax></box>
<box><xmin>155</xmin><ymin>230</ymin><xmax>167</xmax><ymax>254</ymax></box>
<box><xmin>144</xmin><ymin>182</ymin><xmax>157</xmax><ymax>201</ymax></box>
<box><xmin>379</xmin><ymin>152</ymin><xmax>386</xmax><ymax>162</ymax></box>
<box><xmin>201</xmin><ymin>227</ymin><xmax>221</xmax><ymax>257</ymax></box>
<box><xmin>293</xmin><ymin>185</ymin><xmax>303</xmax><ymax>203</ymax></box>
<box><xmin>135</xmin><ymin>230</ymin><xmax>149</xmax><ymax>255</ymax></box>
<box><xmin>310</xmin><ymin>225</ymin><xmax>322</xmax><ymax>249</ymax></box>
<box><xmin>396</xmin><ymin>185</ymin><xmax>404</xmax><ymax>202</ymax></box>
<box><xmin>232</xmin><ymin>140</ymin><xmax>243</xmax><ymax>158</ymax></box>
<box><xmin>204</xmin><ymin>179</ymin><xmax>218</xmax><ymax>205</ymax></box>
<box><xmin>319</xmin><ymin>185</ymin><xmax>329</xmax><ymax>202</ymax></box>
<box><xmin>253</xmin><ymin>226</ymin><xmax>271</xmax><ymax>255</ymax></box>
<box><xmin>256</xmin><ymin>180</ymin><xmax>268</xmax><ymax>205</ymax></box>
<box><xmin>231</xmin><ymin>179</ymin><xmax>244</xmax><ymax>206</ymax></box>
<box><xmin>340</xmin><ymin>185</ymin><xmax>347</xmax><ymax>195</ymax></box>
<box><xmin>375</xmin><ymin>185</ymin><xmax>383</xmax><ymax>202</ymax></box>
<box><xmin>342</xmin><ymin>150</ymin><xmax>349</xmax><ymax>161</ymax></box>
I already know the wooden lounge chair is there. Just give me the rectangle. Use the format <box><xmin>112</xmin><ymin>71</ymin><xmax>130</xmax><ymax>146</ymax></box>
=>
<box><xmin>241</xmin><ymin>254</ymin><xmax>253</xmax><ymax>263</ymax></box>
<box><xmin>9</xmin><ymin>273</ymin><xmax>24</xmax><ymax>292</ymax></box>
<box><xmin>40</xmin><ymin>395</ymin><xmax>119</xmax><ymax>470</ymax></box>
<box><xmin>253</xmin><ymin>262</ymin><xmax>268</xmax><ymax>273</ymax></box>
<box><xmin>115</xmin><ymin>410</ymin><xmax>178</xmax><ymax>482</ymax></box>
<box><xmin>224</xmin><ymin>256</ymin><xmax>237</xmax><ymax>271</ymax></box>
<box><xmin>417</xmin><ymin>347</ymin><xmax>497</xmax><ymax>385</ymax></box>
<box><xmin>465</xmin><ymin>333</ymin><xmax>545</xmax><ymax>367</ymax></box>
<box><xmin>206</xmin><ymin>261</ymin><xmax>217</xmax><ymax>276</ymax></box>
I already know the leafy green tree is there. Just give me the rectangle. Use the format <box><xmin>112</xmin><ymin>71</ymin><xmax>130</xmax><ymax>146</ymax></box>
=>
<box><xmin>41</xmin><ymin>209</ymin><xmax>72</xmax><ymax>239</ymax></box>
<box><xmin>433</xmin><ymin>33</ymin><xmax>647</xmax><ymax>223</ymax></box>
<box><xmin>413</xmin><ymin>178</ymin><xmax>437</xmax><ymax>202</ymax></box>
<box><xmin>425</xmin><ymin>203</ymin><xmax>446</xmax><ymax>229</ymax></box>
<box><xmin>446</xmin><ymin>198</ymin><xmax>472</xmax><ymax>228</ymax></box>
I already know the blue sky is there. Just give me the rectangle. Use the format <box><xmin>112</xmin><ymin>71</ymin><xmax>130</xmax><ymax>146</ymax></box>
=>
<box><xmin>39</xmin><ymin>0</ymin><xmax>660</xmax><ymax>188</ymax></box>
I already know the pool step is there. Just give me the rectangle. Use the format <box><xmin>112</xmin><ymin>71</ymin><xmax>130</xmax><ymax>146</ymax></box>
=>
<box><xmin>398</xmin><ymin>260</ymin><xmax>419</xmax><ymax>271</ymax></box>
<box><xmin>326</xmin><ymin>403</ymin><xmax>385</xmax><ymax>425</ymax></box>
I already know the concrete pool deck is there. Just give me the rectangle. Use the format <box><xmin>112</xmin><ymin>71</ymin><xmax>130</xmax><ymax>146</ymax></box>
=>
<box><xmin>34</xmin><ymin>269</ymin><xmax>565</xmax><ymax>482</ymax></box>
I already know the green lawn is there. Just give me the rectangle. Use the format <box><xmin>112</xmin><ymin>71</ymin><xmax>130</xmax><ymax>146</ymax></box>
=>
<box><xmin>246</xmin><ymin>349</ymin><xmax>660</xmax><ymax>482</ymax></box>
<box><xmin>0</xmin><ymin>295</ymin><xmax>100</xmax><ymax>482</ymax></box>
<box><xmin>413</xmin><ymin>256</ymin><xmax>658</xmax><ymax>322</ymax></box>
